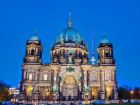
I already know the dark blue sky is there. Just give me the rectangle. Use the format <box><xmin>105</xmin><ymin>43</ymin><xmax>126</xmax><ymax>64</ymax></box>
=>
<box><xmin>0</xmin><ymin>0</ymin><xmax>140</xmax><ymax>87</ymax></box>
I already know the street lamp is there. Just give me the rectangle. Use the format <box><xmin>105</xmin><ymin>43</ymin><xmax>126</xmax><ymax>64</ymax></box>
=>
<box><xmin>92</xmin><ymin>91</ymin><xmax>95</xmax><ymax>99</ymax></box>
<box><xmin>130</xmin><ymin>90</ymin><xmax>134</xmax><ymax>100</ymax></box>
<box><xmin>32</xmin><ymin>81</ymin><xmax>36</xmax><ymax>104</ymax></box>
<box><xmin>131</xmin><ymin>90</ymin><xmax>134</xmax><ymax>94</ymax></box>
<box><xmin>29</xmin><ymin>86</ymin><xmax>33</xmax><ymax>104</ymax></box>
<box><xmin>46</xmin><ymin>92</ymin><xmax>50</xmax><ymax>104</ymax></box>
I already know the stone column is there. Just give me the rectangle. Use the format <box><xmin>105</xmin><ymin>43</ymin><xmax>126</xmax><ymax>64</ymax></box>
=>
<box><xmin>84</xmin><ymin>70</ymin><xmax>87</xmax><ymax>88</ymax></box>
<box><xmin>114</xmin><ymin>83</ymin><xmax>118</xmax><ymax>100</ymax></box>
<box><xmin>50</xmin><ymin>65</ymin><xmax>59</xmax><ymax>101</ymax></box>
<box><xmin>114</xmin><ymin>68</ymin><xmax>118</xmax><ymax>100</ymax></box>
<box><xmin>100</xmin><ymin>69</ymin><xmax>105</xmax><ymax>100</ymax></box>
<box><xmin>53</xmin><ymin>68</ymin><xmax>59</xmax><ymax>85</ymax></box>
<box><xmin>81</xmin><ymin>65</ymin><xmax>91</xmax><ymax>100</ymax></box>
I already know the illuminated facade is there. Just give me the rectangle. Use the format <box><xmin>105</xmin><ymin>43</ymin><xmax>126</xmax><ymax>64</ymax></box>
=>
<box><xmin>20</xmin><ymin>17</ymin><xmax>118</xmax><ymax>103</ymax></box>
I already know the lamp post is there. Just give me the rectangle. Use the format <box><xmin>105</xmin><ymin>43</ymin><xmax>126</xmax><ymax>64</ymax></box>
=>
<box><xmin>138</xmin><ymin>91</ymin><xmax>140</xmax><ymax>100</ymax></box>
<box><xmin>130</xmin><ymin>90</ymin><xmax>134</xmax><ymax>100</ymax></box>
<box><xmin>32</xmin><ymin>81</ymin><xmax>36</xmax><ymax>104</ymax></box>
<box><xmin>37</xmin><ymin>69</ymin><xmax>40</xmax><ymax>105</ymax></box>
<box><xmin>29</xmin><ymin>86</ymin><xmax>33</xmax><ymax>104</ymax></box>
<box><xmin>46</xmin><ymin>92</ymin><xmax>49</xmax><ymax>104</ymax></box>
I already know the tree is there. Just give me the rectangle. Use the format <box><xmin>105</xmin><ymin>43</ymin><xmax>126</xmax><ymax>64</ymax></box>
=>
<box><xmin>0</xmin><ymin>81</ymin><xmax>10</xmax><ymax>102</ymax></box>
<box><xmin>118</xmin><ymin>86</ymin><xmax>140</xmax><ymax>100</ymax></box>
<box><xmin>118</xmin><ymin>86</ymin><xmax>130</xmax><ymax>100</ymax></box>
<box><xmin>133</xmin><ymin>87</ymin><xmax>140</xmax><ymax>99</ymax></box>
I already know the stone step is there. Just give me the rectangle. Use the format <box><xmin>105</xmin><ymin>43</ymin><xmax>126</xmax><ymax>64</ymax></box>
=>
<box><xmin>60</xmin><ymin>101</ymin><xmax>80</xmax><ymax>105</ymax></box>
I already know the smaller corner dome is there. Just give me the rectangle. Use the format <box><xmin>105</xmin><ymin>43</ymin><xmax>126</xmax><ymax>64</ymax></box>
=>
<box><xmin>30</xmin><ymin>35</ymin><xmax>40</xmax><ymax>41</ymax></box>
<box><xmin>100</xmin><ymin>37</ymin><xmax>110</xmax><ymax>44</ymax></box>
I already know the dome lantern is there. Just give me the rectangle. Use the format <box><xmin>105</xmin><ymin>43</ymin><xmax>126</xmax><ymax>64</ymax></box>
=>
<box><xmin>68</xmin><ymin>12</ymin><xmax>72</xmax><ymax>28</ymax></box>
<box><xmin>29</xmin><ymin>30</ymin><xmax>40</xmax><ymax>41</ymax></box>
<box><xmin>30</xmin><ymin>35</ymin><xmax>39</xmax><ymax>41</ymax></box>
<box><xmin>100</xmin><ymin>37</ymin><xmax>110</xmax><ymax>44</ymax></box>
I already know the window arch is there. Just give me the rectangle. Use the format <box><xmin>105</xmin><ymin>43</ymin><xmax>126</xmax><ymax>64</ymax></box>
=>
<box><xmin>31</xmin><ymin>49</ymin><xmax>35</xmax><ymax>55</ymax></box>
<box><xmin>44</xmin><ymin>74</ymin><xmax>47</xmax><ymax>80</ymax></box>
<box><xmin>91</xmin><ymin>74</ymin><xmax>97</xmax><ymax>81</ymax></box>
<box><xmin>105</xmin><ymin>73</ymin><xmax>112</xmax><ymax>80</ymax></box>
<box><xmin>29</xmin><ymin>73</ymin><xmax>32</xmax><ymax>80</ymax></box>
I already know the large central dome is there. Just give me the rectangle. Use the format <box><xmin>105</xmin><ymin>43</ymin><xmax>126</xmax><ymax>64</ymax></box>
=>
<box><xmin>55</xmin><ymin>27</ymin><xmax>86</xmax><ymax>46</ymax></box>
<box><xmin>51</xmin><ymin>16</ymin><xmax>88</xmax><ymax>64</ymax></box>
<box><xmin>52</xmin><ymin>15</ymin><xmax>87</xmax><ymax>48</ymax></box>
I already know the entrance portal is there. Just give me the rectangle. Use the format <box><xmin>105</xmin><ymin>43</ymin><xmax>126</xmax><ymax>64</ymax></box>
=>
<box><xmin>62</xmin><ymin>75</ymin><xmax>79</xmax><ymax>101</ymax></box>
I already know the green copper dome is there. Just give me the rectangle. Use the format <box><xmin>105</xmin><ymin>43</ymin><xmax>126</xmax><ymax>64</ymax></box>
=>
<box><xmin>52</xmin><ymin>14</ymin><xmax>87</xmax><ymax>49</ymax></box>
<box><xmin>100</xmin><ymin>37</ymin><xmax>110</xmax><ymax>44</ymax></box>
<box><xmin>30</xmin><ymin>35</ymin><xmax>39</xmax><ymax>41</ymax></box>
<box><xmin>55</xmin><ymin>27</ymin><xmax>86</xmax><ymax>46</ymax></box>
<box><xmin>99</xmin><ymin>37</ymin><xmax>113</xmax><ymax>48</ymax></box>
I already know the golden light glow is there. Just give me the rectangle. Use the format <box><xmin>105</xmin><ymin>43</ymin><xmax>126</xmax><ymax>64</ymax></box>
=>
<box><xmin>131</xmin><ymin>90</ymin><xmax>134</xmax><ymax>94</ymax></box>
<box><xmin>40</xmin><ymin>87</ymin><xmax>50</xmax><ymax>96</ymax></box>
<box><xmin>63</xmin><ymin>75</ymin><xmax>77</xmax><ymax>85</ymax></box>
<box><xmin>84</xmin><ymin>99</ymin><xmax>90</xmax><ymax>104</ymax></box>
<box><xmin>26</xmin><ymin>86</ymin><xmax>33</xmax><ymax>96</ymax></box>
<box><xmin>46</xmin><ymin>92</ymin><xmax>49</xmax><ymax>96</ymax></box>
<box><xmin>81</xmin><ymin>65</ymin><xmax>91</xmax><ymax>70</ymax></box>
<box><xmin>106</xmin><ymin>86</ymin><xmax>113</xmax><ymax>98</ymax></box>
<box><xmin>91</xmin><ymin>87</ymin><xmax>98</xmax><ymax>99</ymax></box>
<box><xmin>92</xmin><ymin>92</ymin><xmax>95</xmax><ymax>95</ymax></box>
<box><xmin>45</xmin><ymin>88</ymin><xmax>50</xmax><ymax>96</ymax></box>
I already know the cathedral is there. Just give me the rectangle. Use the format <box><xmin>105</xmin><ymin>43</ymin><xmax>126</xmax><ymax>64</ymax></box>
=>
<box><xmin>20</xmin><ymin>16</ymin><xmax>118</xmax><ymax>103</ymax></box>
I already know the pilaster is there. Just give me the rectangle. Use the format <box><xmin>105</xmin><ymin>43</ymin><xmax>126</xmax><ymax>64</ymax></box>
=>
<box><xmin>81</xmin><ymin>65</ymin><xmax>91</xmax><ymax>100</ymax></box>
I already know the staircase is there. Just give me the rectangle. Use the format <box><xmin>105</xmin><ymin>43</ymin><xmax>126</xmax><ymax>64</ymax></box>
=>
<box><xmin>61</xmin><ymin>101</ymin><xmax>80</xmax><ymax>105</ymax></box>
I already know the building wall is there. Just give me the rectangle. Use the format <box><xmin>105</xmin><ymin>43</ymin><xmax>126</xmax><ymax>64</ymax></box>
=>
<box><xmin>21</xmin><ymin>63</ymin><xmax>117</xmax><ymax>100</ymax></box>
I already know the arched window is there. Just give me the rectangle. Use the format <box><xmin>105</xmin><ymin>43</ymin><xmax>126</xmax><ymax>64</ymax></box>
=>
<box><xmin>44</xmin><ymin>74</ymin><xmax>47</xmax><ymax>80</ymax></box>
<box><xmin>79</xmin><ymin>52</ymin><xmax>82</xmax><ymax>59</ymax></box>
<box><xmin>54</xmin><ymin>77</ymin><xmax>56</xmax><ymax>81</ymax></box>
<box><xmin>31</xmin><ymin>49</ymin><xmax>35</xmax><ymax>55</ymax></box>
<box><xmin>91</xmin><ymin>74</ymin><xmax>97</xmax><ymax>81</ymax></box>
<box><xmin>37</xmin><ymin>50</ymin><xmax>40</xmax><ymax>56</ymax></box>
<box><xmin>93</xmin><ymin>74</ymin><xmax>97</xmax><ymax>81</ymax></box>
<box><xmin>105</xmin><ymin>73</ymin><xmax>112</xmax><ymax>80</ymax></box>
<box><xmin>29</xmin><ymin>73</ymin><xmax>32</xmax><ymax>80</ymax></box>
<box><xmin>105</xmin><ymin>49</ymin><xmax>110</xmax><ymax>57</ymax></box>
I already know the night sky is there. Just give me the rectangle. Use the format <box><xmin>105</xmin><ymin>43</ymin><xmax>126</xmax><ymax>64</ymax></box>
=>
<box><xmin>0</xmin><ymin>0</ymin><xmax>140</xmax><ymax>88</ymax></box>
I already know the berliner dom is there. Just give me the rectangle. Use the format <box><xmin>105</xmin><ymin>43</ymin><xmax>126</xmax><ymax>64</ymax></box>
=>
<box><xmin>19</xmin><ymin>16</ymin><xmax>118</xmax><ymax>104</ymax></box>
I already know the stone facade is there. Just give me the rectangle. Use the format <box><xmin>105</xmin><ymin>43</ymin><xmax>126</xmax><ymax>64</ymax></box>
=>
<box><xmin>20</xmin><ymin>18</ymin><xmax>118</xmax><ymax>103</ymax></box>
